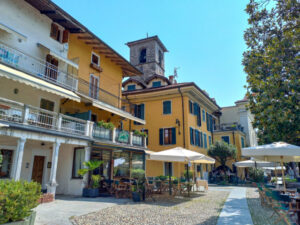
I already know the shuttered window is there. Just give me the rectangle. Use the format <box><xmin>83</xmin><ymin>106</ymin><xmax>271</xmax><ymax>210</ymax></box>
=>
<box><xmin>222</xmin><ymin>136</ymin><xmax>230</xmax><ymax>144</ymax></box>
<box><xmin>134</xmin><ymin>103</ymin><xmax>145</xmax><ymax>125</ymax></box>
<box><xmin>159</xmin><ymin>128</ymin><xmax>176</xmax><ymax>145</ymax></box>
<box><xmin>190</xmin><ymin>127</ymin><xmax>194</xmax><ymax>145</ymax></box>
<box><xmin>163</xmin><ymin>101</ymin><xmax>171</xmax><ymax>114</ymax></box>
<box><xmin>127</xmin><ymin>84</ymin><xmax>136</xmax><ymax>91</ymax></box>
<box><xmin>200</xmin><ymin>132</ymin><xmax>203</xmax><ymax>147</ymax></box>
<box><xmin>195</xmin><ymin>130</ymin><xmax>200</xmax><ymax>146</ymax></box>
<box><xmin>189</xmin><ymin>100</ymin><xmax>193</xmax><ymax>114</ymax></box>
<box><xmin>204</xmin><ymin>133</ymin><xmax>207</xmax><ymax>149</ymax></box>
<box><xmin>241</xmin><ymin>137</ymin><xmax>245</xmax><ymax>148</ymax></box>
<box><xmin>197</xmin><ymin>104</ymin><xmax>201</xmax><ymax>127</ymax></box>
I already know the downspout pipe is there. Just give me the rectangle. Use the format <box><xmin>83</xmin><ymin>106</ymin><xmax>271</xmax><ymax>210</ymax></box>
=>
<box><xmin>178</xmin><ymin>87</ymin><xmax>185</xmax><ymax>148</ymax></box>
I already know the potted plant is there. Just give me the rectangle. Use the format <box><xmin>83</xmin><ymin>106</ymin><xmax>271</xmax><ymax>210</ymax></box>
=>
<box><xmin>0</xmin><ymin>180</ymin><xmax>41</xmax><ymax>225</ymax></box>
<box><xmin>133</xmin><ymin>130</ymin><xmax>147</xmax><ymax>138</ymax></box>
<box><xmin>78</xmin><ymin>160</ymin><xmax>103</xmax><ymax>197</ymax></box>
<box><xmin>131</xmin><ymin>169</ymin><xmax>145</xmax><ymax>202</ymax></box>
<box><xmin>97</xmin><ymin>121</ymin><xmax>115</xmax><ymax>139</ymax></box>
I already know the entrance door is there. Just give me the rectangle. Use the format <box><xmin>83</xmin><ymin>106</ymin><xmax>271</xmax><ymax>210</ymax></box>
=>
<box><xmin>32</xmin><ymin>156</ymin><xmax>45</xmax><ymax>184</ymax></box>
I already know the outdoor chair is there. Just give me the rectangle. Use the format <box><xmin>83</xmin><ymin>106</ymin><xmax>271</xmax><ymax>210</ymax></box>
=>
<box><xmin>145</xmin><ymin>179</ymin><xmax>155</xmax><ymax>201</ymax></box>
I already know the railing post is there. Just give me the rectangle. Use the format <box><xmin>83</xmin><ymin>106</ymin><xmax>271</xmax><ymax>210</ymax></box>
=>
<box><xmin>57</xmin><ymin>114</ymin><xmax>63</xmax><ymax>131</ymax></box>
<box><xmin>89</xmin><ymin>121</ymin><xmax>94</xmax><ymax>138</ymax></box>
<box><xmin>85</xmin><ymin>120</ymin><xmax>93</xmax><ymax>137</ymax></box>
<box><xmin>22</xmin><ymin>105</ymin><xmax>29</xmax><ymax>125</ymax></box>
<box><xmin>112</xmin><ymin>128</ymin><xmax>116</xmax><ymax>143</ymax></box>
<box><xmin>144</xmin><ymin>137</ymin><xmax>147</xmax><ymax>148</ymax></box>
<box><xmin>130</xmin><ymin>132</ymin><xmax>133</xmax><ymax>146</ymax></box>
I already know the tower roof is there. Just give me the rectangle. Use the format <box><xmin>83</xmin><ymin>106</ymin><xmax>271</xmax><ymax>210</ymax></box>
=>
<box><xmin>126</xmin><ymin>35</ymin><xmax>168</xmax><ymax>52</ymax></box>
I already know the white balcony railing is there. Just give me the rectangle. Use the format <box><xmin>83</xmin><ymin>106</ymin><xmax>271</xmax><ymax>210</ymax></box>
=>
<box><xmin>0</xmin><ymin>41</ymin><xmax>78</xmax><ymax>91</ymax></box>
<box><xmin>0</xmin><ymin>97</ymin><xmax>90</xmax><ymax>137</ymax></box>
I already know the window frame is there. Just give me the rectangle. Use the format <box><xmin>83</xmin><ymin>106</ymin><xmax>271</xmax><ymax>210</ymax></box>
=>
<box><xmin>160</xmin><ymin>127</ymin><xmax>176</xmax><ymax>145</ymax></box>
<box><xmin>139</xmin><ymin>48</ymin><xmax>147</xmax><ymax>63</ymax></box>
<box><xmin>163</xmin><ymin>162</ymin><xmax>173</xmax><ymax>176</ymax></box>
<box><xmin>221</xmin><ymin>136</ymin><xmax>230</xmax><ymax>144</ymax></box>
<box><xmin>91</xmin><ymin>52</ymin><xmax>100</xmax><ymax>66</ymax></box>
<box><xmin>72</xmin><ymin>147</ymin><xmax>85</xmax><ymax>179</ymax></box>
<box><xmin>152</xmin><ymin>81</ymin><xmax>161</xmax><ymax>88</ymax></box>
<box><xmin>163</xmin><ymin>100</ymin><xmax>172</xmax><ymax>115</ymax></box>
<box><xmin>127</xmin><ymin>84</ymin><xmax>136</xmax><ymax>91</ymax></box>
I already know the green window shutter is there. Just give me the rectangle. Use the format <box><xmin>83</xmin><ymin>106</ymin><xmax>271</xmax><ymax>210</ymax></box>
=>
<box><xmin>200</xmin><ymin>132</ymin><xmax>203</xmax><ymax>147</ymax></box>
<box><xmin>222</xmin><ymin>136</ymin><xmax>230</xmax><ymax>144</ymax></box>
<box><xmin>197</xmin><ymin>104</ymin><xmax>201</xmax><ymax>127</ymax></box>
<box><xmin>190</xmin><ymin>128</ymin><xmax>194</xmax><ymax>145</ymax></box>
<box><xmin>140</xmin><ymin>104</ymin><xmax>145</xmax><ymax>119</ymax></box>
<box><xmin>193</xmin><ymin>102</ymin><xmax>197</xmax><ymax>115</ymax></box>
<box><xmin>189</xmin><ymin>101</ymin><xmax>193</xmax><ymax>114</ymax></box>
<box><xmin>206</xmin><ymin>112</ymin><xmax>209</xmax><ymax>130</ymax></box>
<box><xmin>163</xmin><ymin>101</ymin><xmax>171</xmax><ymax>114</ymax></box>
<box><xmin>204</xmin><ymin>134</ymin><xmax>207</xmax><ymax>148</ymax></box>
<box><xmin>159</xmin><ymin>128</ymin><xmax>164</xmax><ymax>145</ymax></box>
<box><xmin>171</xmin><ymin>127</ymin><xmax>176</xmax><ymax>144</ymax></box>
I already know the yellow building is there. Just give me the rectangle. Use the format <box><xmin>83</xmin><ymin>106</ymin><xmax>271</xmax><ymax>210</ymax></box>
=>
<box><xmin>122</xmin><ymin>36</ymin><xmax>222</xmax><ymax>179</ymax></box>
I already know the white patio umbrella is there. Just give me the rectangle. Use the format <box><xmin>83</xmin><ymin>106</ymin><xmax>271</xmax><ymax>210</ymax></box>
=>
<box><xmin>149</xmin><ymin>147</ymin><xmax>207</xmax><ymax>196</ymax></box>
<box><xmin>242</xmin><ymin>142</ymin><xmax>300</xmax><ymax>190</ymax></box>
<box><xmin>234</xmin><ymin>159</ymin><xmax>276</xmax><ymax>168</ymax></box>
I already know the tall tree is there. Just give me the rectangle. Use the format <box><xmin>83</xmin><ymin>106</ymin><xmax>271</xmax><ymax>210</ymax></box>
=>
<box><xmin>208</xmin><ymin>141</ymin><xmax>237</xmax><ymax>167</ymax></box>
<box><xmin>243</xmin><ymin>0</ymin><xmax>300</xmax><ymax>145</ymax></box>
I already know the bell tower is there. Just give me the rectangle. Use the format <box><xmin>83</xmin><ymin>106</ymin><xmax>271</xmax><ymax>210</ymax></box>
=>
<box><xmin>126</xmin><ymin>35</ymin><xmax>168</xmax><ymax>79</ymax></box>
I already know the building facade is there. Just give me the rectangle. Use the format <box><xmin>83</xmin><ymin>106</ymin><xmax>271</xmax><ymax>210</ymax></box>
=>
<box><xmin>123</xmin><ymin>36</ymin><xmax>221</xmax><ymax>179</ymax></box>
<box><xmin>0</xmin><ymin>0</ymin><xmax>147</xmax><ymax>197</ymax></box>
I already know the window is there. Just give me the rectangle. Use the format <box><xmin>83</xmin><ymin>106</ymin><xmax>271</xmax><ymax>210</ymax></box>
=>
<box><xmin>50</xmin><ymin>23</ymin><xmax>68</xmax><ymax>43</ymax></box>
<box><xmin>134</xmin><ymin>104</ymin><xmax>145</xmax><ymax>125</ymax></box>
<box><xmin>127</xmin><ymin>84</ymin><xmax>136</xmax><ymax>91</ymax></box>
<box><xmin>189</xmin><ymin>100</ymin><xmax>193</xmax><ymax>114</ymax></box>
<box><xmin>202</xmin><ymin>109</ymin><xmax>205</xmax><ymax>122</ymax></box>
<box><xmin>163</xmin><ymin>101</ymin><xmax>171</xmax><ymax>114</ymax></box>
<box><xmin>91</xmin><ymin>52</ymin><xmax>100</xmax><ymax>66</ymax></box>
<box><xmin>204</xmin><ymin>133</ymin><xmax>207</xmax><ymax>149</ymax></box>
<box><xmin>164</xmin><ymin>162</ymin><xmax>173</xmax><ymax>176</ymax></box>
<box><xmin>241</xmin><ymin>137</ymin><xmax>245</xmax><ymax>148</ymax></box>
<box><xmin>190</xmin><ymin>128</ymin><xmax>195</xmax><ymax>145</ymax></box>
<box><xmin>113</xmin><ymin>151</ymin><xmax>130</xmax><ymax>178</ymax></box>
<box><xmin>139</xmin><ymin>48</ymin><xmax>147</xmax><ymax>63</ymax></box>
<box><xmin>89</xmin><ymin>74</ymin><xmax>99</xmax><ymax>99</ymax></box>
<box><xmin>152</xmin><ymin>81</ymin><xmax>161</xmax><ymax>88</ymax></box>
<box><xmin>194</xmin><ymin>103</ymin><xmax>201</xmax><ymax>127</ymax></box>
<box><xmin>158</xmin><ymin>50</ymin><xmax>163</xmax><ymax>66</ymax></box>
<box><xmin>209</xmin><ymin>136</ymin><xmax>212</xmax><ymax>146</ymax></box>
<box><xmin>40</xmin><ymin>99</ymin><xmax>54</xmax><ymax>111</ymax></box>
<box><xmin>159</xmin><ymin>128</ymin><xmax>176</xmax><ymax>145</ymax></box>
<box><xmin>200</xmin><ymin>132</ymin><xmax>203</xmax><ymax>147</ymax></box>
<box><xmin>144</xmin><ymin>129</ymin><xmax>149</xmax><ymax>145</ymax></box>
<box><xmin>0</xmin><ymin>149</ymin><xmax>13</xmax><ymax>178</ymax></box>
<box><xmin>222</xmin><ymin>136</ymin><xmax>230</xmax><ymax>144</ymax></box>
<box><xmin>132</xmin><ymin>153</ymin><xmax>143</xmax><ymax>170</ymax></box>
<box><xmin>72</xmin><ymin>148</ymin><xmax>85</xmax><ymax>178</ymax></box>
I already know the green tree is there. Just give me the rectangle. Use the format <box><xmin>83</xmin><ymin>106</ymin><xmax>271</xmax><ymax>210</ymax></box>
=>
<box><xmin>208</xmin><ymin>141</ymin><xmax>237</xmax><ymax>167</ymax></box>
<box><xmin>243</xmin><ymin>0</ymin><xmax>300</xmax><ymax>145</ymax></box>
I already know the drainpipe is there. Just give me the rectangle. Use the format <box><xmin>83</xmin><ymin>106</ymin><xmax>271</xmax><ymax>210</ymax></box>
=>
<box><xmin>178</xmin><ymin>87</ymin><xmax>185</xmax><ymax>148</ymax></box>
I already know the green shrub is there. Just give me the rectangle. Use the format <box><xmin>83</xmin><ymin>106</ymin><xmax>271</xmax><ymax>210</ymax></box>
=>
<box><xmin>0</xmin><ymin>180</ymin><xmax>41</xmax><ymax>224</ymax></box>
<box><xmin>133</xmin><ymin>130</ymin><xmax>148</xmax><ymax>138</ymax></box>
<box><xmin>97</xmin><ymin>121</ymin><xmax>115</xmax><ymax>130</ymax></box>
<box><xmin>156</xmin><ymin>175</ymin><xmax>168</xmax><ymax>181</ymax></box>
<box><xmin>78</xmin><ymin>160</ymin><xmax>103</xmax><ymax>189</ymax></box>
<box><xmin>249</xmin><ymin>168</ymin><xmax>264</xmax><ymax>183</ymax></box>
<box><xmin>131</xmin><ymin>169</ymin><xmax>145</xmax><ymax>192</ymax></box>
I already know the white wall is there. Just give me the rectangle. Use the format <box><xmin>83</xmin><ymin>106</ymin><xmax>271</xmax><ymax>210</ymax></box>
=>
<box><xmin>0</xmin><ymin>0</ymin><xmax>69</xmax><ymax>72</ymax></box>
<box><xmin>56</xmin><ymin>144</ymin><xmax>83</xmax><ymax>196</ymax></box>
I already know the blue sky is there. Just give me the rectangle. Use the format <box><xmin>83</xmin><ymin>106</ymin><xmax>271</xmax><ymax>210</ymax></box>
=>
<box><xmin>53</xmin><ymin>0</ymin><xmax>249</xmax><ymax>107</ymax></box>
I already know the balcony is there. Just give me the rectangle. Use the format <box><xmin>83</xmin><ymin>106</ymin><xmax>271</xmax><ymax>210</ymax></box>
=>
<box><xmin>0</xmin><ymin>41</ymin><xmax>78</xmax><ymax>91</ymax></box>
<box><xmin>0</xmin><ymin>97</ymin><xmax>92</xmax><ymax>137</ymax></box>
<box><xmin>214</xmin><ymin>122</ymin><xmax>244</xmax><ymax>133</ymax></box>
<box><xmin>93</xmin><ymin>126</ymin><xmax>146</xmax><ymax>147</ymax></box>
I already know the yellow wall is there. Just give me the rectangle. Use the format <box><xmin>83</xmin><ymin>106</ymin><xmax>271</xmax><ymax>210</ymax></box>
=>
<box><xmin>123</xmin><ymin>88</ymin><xmax>218</xmax><ymax>178</ymax></box>
<box><xmin>61</xmin><ymin>34</ymin><xmax>127</xmax><ymax>124</ymax></box>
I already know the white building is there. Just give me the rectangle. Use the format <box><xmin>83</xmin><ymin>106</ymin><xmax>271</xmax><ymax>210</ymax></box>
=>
<box><xmin>220</xmin><ymin>96</ymin><xmax>258</xmax><ymax>147</ymax></box>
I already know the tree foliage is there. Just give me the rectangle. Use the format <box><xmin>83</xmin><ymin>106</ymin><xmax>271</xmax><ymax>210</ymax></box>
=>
<box><xmin>208</xmin><ymin>141</ymin><xmax>237</xmax><ymax>167</ymax></box>
<box><xmin>243</xmin><ymin>0</ymin><xmax>300</xmax><ymax>145</ymax></box>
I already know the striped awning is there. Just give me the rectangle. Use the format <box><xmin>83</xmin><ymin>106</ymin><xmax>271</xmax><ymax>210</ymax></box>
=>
<box><xmin>0</xmin><ymin>64</ymin><xmax>80</xmax><ymax>102</ymax></box>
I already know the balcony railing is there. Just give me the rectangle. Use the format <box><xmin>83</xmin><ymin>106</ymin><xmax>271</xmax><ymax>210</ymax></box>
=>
<box><xmin>77</xmin><ymin>78</ymin><xmax>135</xmax><ymax>115</ymax></box>
<box><xmin>214</xmin><ymin>123</ymin><xmax>244</xmax><ymax>132</ymax></box>
<box><xmin>0</xmin><ymin>97</ymin><xmax>91</xmax><ymax>137</ymax></box>
<box><xmin>92</xmin><ymin>126</ymin><xmax>146</xmax><ymax>147</ymax></box>
<box><xmin>0</xmin><ymin>41</ymin><xmax>78</xmax><ymax>91</ymax></box>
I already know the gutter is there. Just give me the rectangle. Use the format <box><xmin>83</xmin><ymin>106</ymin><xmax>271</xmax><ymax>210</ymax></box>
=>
<box><xmin>178</xmin><ymin>87</ymin><xmax>186</xmax><ymax>148</ymax></box>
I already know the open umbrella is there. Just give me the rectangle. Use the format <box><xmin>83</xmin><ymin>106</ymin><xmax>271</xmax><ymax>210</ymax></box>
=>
<box><xmin>234</xmin><ymin>159</ymin><xmax>275</xmax><ymax>168</ymax></box>
<box><xmin>149</xmin><ymin>147</ymin><xmax>207</xmax><ymax>196</ymax></box>
<box><xmin>242</xmin><ymin>142</ymin><xmax>300</xmax><ymax>190</ymax></box>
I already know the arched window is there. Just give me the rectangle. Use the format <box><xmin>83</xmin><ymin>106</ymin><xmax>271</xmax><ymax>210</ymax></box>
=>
<box><xmin>139</xmin><ymin>48</ymin><xmax>147</xmax><ymax>63</ymax></box>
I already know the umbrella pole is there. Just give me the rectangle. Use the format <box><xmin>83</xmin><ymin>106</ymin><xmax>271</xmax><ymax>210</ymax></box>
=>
<box><xmin>280</xmin><ymin>156</ymin><xmax>286</xmax><ymax>191</ymax></box>
<box><xmin>187</xmin><ymin>163</ymin><xmax>190</xmax><ymax>197</ymax></box>
<box><xmin>169</xmin><ymin>162</ymin><xmax>172</xmax><ymax>196</ymax></box>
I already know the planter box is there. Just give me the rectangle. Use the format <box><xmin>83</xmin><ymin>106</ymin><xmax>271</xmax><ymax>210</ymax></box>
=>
<box><xmin>82</xmin><ymin>188</ymin><xmax>99</xmax><ymax>197</ymax></box>
<box><xmin>3</xmin><ymin>211</ymin><xmax>36</xmax><ymax>225</ymax></box>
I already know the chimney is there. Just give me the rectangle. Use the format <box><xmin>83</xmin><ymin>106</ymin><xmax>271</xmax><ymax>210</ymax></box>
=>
<box><xmin>169</xmin><ymin>75</ymin><xmax>174</xmax><ymax>84</ymax></box>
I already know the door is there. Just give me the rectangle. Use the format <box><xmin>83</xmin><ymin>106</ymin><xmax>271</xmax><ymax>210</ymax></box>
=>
<box><xmin>89</xmin><ymin>74</ymin><xmax>99</xmax><ymax>99</ymax></box>
<box><xmin>32</xmin><ymin>156</ymin><xmax>45</xmax><ymax>184</ymax></box>
<box><xmin>39</xmin><ymin>99</ymin><xmax>55</xmax><ymax>127</ymax></box>
<box><xmin>45</xmin><ymin>54</ymin><xmax>58</xmax><ymax>81</ymax></box>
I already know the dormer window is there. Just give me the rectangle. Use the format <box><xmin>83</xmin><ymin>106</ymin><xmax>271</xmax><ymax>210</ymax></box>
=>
<box><xmin>152</xmin><ymin>81</ymin><xmax>161</xmax><ymax>88</ymax></box>
<box><xmin>139</xmin><ymin>48</ymin><xmax>146</xmax><ymax>63</ymax></box>
<box><xmin>127</xmin><ymin>84</ymin><xmax>136</xmax><ymax>91</ymax></box>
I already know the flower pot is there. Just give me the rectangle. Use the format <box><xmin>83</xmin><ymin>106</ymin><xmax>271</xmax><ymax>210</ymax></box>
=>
<box><xmin>3</xmin><ymin>211</ymin><xmax>36</xmax><ymax>225</ymax></box>
<box><xmin>82</xmin><ymin>188</ymin><xmax>99</xmax><ymax>197</ymax></box>
<box><xmin>132</xmin><ymin>191</ymin><xmax>141</xmax><ymax>202</ymax></box>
